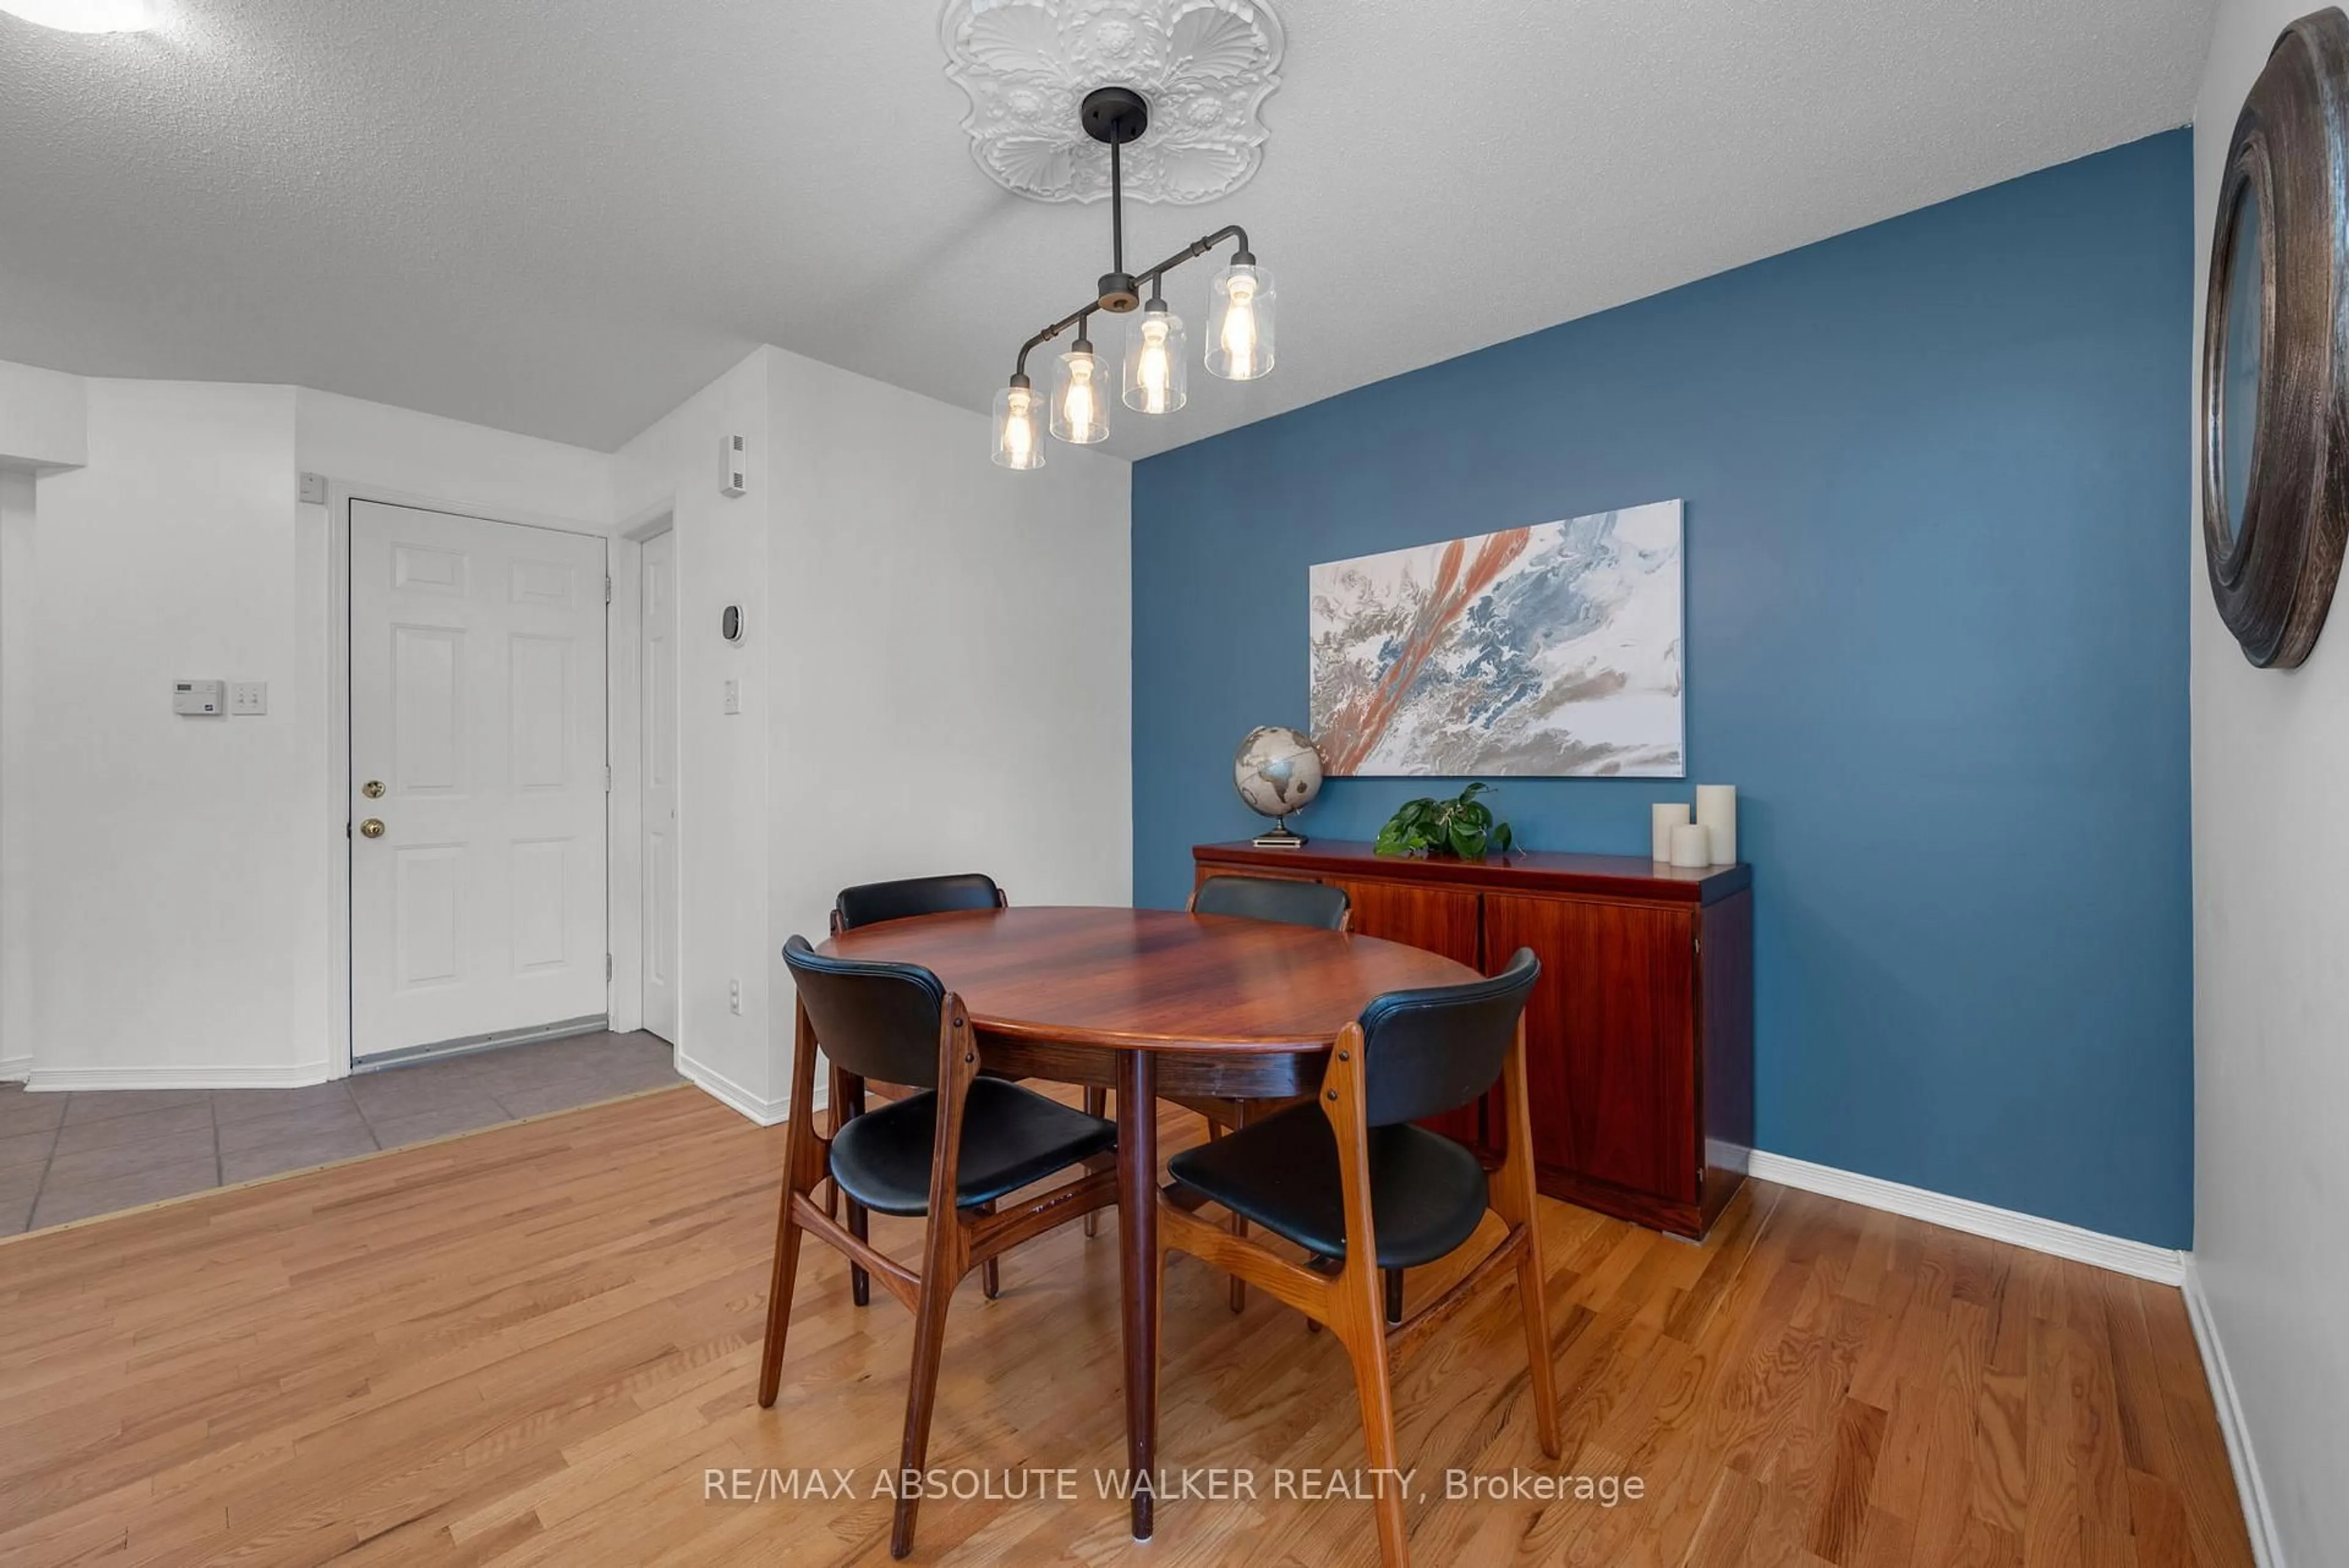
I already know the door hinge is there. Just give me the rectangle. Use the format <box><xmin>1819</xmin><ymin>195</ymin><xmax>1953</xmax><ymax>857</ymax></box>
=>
<box><xmin>605</xmin><ymin>575</ymin><xmax>614</xmax><ymax>604</ymax></box>
<box><xmin>603</xmin><ymin>764</ymin><xmax>612</xmax><ymax>792</ymax></box>
<box><xmin>606</xmin><ymin>953</ymin><xmax>614</xmax><ymax>980</ymax></box>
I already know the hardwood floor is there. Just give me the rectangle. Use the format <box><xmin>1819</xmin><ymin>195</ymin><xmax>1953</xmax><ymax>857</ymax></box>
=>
<box><xmin>0</xmin><ymin>1086</ymin><xmax>2252</xmax><ymax>1567</ymax></box>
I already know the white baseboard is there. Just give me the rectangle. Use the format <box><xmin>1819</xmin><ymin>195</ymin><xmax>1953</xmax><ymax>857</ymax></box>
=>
<box><xmin>23</xmin><ymin>1061</ymin><xmax>333</xmax><ymax>1092</ymax></box>
<box><xmin>0</xmin><ymin>1054</ymin><xmax>28</xmax><ymax>1083</ymax></box>
<box><xmin>677</xmin><ymin>1052</ymin><xmax>823</xmax><ymax>1128</ymax></box>
<box><xmin>1744</xmin><ymin>1150</ymin><xmax>2186</xmax><ymax>1285</ymax></box>
<box><xmin>2181</xmin><ymin>1257</ymin><xmax>2286</xmax><ymax>1568</ymax></box>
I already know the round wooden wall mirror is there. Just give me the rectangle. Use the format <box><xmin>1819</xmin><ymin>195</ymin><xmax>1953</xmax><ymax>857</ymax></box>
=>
<box><xmin>2201</xmin><ymin>7</ymin><xmax>2349</xmax><ymax>668</ymax></box>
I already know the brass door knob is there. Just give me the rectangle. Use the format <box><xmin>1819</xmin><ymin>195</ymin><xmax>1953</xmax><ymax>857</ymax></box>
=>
<box><xmin>359</xmin><ymin>818</ymin><xmax>386</xmax><ymax>838</ymax></box>
<box><xmin>362</xmin><ymin>779</ymin><xmax>386</xmax><ymax>799</ymax></box>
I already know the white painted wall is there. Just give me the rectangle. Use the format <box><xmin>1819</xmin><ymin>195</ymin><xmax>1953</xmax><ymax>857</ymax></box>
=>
<box><xmin>610</xmin><ymin>346</ymin><xmax>1134</xmax><ymax>1121</ymax></box>
<box><xmin>0</xmin><ymin>468</ymin><xmax>37</xmax><ymax>1079</ymax></box>
<box><xmin>2190</xmin><ymin>6</ymin><xmax>2349</xmax><ymax>1562</ymax></box>
<box><xmin>614</xmin><ymin>350</ymin><xmax>777</xmax><ymax>1117</ymax></box>
<box><xmin>0</xmin><ymin>359</ymin><xmax>84</xmax><ymax>468</ymax></box>
<box><xmin>295</xmin><ymin>388</ymin><xmax>617</xmax><ymax>528</ymax></box>
<box><xmin>28</xmin><ymin>379</ymin><xmax>314</xmax><ymax>1084</ymax></box>
<box><xmin>0</xmin><ymin>348</ymin><xmax>1130</xmax><ymax>1109</ymax></box>
<box><xmin>0</xmin><ymin>364</ymin><xmax>624</xmax><ymax>1087</ymax></box>
<box><xmin>763</xmin><ymin>346</ymin><xmax>1132</xmax><ymax>952</ymax></box>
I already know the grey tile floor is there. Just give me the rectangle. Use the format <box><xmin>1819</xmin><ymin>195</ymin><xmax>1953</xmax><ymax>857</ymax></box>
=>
<box><xmin>0</xmin><ymin>1030</ymin><xmax>683</xmax><ymax>1235</ymax></box>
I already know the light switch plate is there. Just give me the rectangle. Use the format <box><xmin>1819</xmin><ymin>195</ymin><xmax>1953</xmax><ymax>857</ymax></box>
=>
<box><xmin>230</xmin><ymin>681</ymin><xmax>269</xmax><ymax>716</ymax></box>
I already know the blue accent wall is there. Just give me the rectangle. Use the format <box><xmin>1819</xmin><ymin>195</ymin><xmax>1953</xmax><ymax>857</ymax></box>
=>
<box><xmin>1131</xmin><ymin>131</ymin><xmax>2194</xmax><ymax>1248</ymax></box>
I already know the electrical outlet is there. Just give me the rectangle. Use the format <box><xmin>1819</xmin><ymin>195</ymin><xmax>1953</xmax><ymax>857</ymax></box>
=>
<box><xmin>722</xmin><ymin>678</ymin><xmax>741</xmax><ymax>716</ymax></box>
<box><xmin>728</xmin><ymin>978</ymin><xmax>742</xmax><ymax>1016</ymax></box>
<box><xmin>229</xmin><ymin>681</ymin><xmax>268</xmax><ymax>716</ymax></box>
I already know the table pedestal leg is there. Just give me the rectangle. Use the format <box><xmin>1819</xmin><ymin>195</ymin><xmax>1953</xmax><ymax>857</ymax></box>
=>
<box><xmin>1116</xmin><ymin>1048</ymin><xmax>1159</xmax><ymax>1541</ymax></box>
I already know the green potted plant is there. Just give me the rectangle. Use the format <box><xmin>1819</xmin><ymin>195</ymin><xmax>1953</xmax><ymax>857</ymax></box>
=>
<box><xmin>1373</xmin><ymin>782</ymin><xmax>1516</xmax><ymax>859</ymax></box>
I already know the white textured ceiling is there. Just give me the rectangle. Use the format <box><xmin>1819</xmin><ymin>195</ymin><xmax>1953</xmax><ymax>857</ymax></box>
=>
<box><xmin>0</xmin><ymin>0</ymin><xmax>2213</xmax><ymax>459</ymax></box>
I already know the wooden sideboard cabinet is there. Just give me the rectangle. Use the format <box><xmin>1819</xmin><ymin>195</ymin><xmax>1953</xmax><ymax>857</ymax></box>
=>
<box><xmin>1193</xmin><ymin>840</ymin><xmax>1754</xmax><ymax>1240</ymax></box>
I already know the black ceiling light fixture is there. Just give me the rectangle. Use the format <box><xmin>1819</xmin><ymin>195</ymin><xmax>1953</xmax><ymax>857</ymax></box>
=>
<box><xmin>991</xmin><ymin>86</ymin><xmax>1276</xmax><ymax>468</ymax></box>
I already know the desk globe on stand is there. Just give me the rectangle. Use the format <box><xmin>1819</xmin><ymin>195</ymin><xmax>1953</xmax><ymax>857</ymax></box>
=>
<box><xmin>1234</xmin><ymin>726</ymin><xmax>1324</xmax><ymax>848</ymax></box>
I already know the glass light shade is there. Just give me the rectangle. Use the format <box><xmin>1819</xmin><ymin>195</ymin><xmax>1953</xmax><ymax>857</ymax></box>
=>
<box><xmin>990</xmin><ymin>382</ymin><xmax>1045</xmax><ymax>470</ymax></box>
<box><xmin>1051</xmin><ymin>346</ymin><xmax>1110</xmax><ymax>444</ymax></box>
<box><xmin>1205</xmin><ymin>262</ymin><xmax>1275</xmax><ymax>380</ymax></box>
<box><xmin>0</xmin><ymin>0</ymin><xmax>152</xmax><ymax>30</ymax></box>
<box><xmin>1123</xmin><ymin>305</ymin><xmax>1189</xmax><ymax>414</ymax></box>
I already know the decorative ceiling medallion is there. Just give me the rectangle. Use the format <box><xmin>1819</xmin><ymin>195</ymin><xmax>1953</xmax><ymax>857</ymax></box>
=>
<box><xmin>940</xmin><ymin>0</ymin><xmax>1286</xmax><ymax>205</ymax></box>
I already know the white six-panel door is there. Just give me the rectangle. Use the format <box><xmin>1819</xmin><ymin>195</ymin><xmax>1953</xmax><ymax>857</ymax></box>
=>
<box><xmin>639</xmin><ymin>530</ymin><xmax>680</xmax><ymax>1044</ymax></box>
<box><xmin>350</xmin><ymin>500</ymin><xmax>609</xmax><ymax>1062</ymax></box>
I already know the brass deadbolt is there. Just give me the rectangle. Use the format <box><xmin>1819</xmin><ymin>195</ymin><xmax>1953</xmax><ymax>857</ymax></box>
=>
<box><xmin>362</xmin><ymin>779</ymin><xmax>386</xmax><ymax>799</ymax></box>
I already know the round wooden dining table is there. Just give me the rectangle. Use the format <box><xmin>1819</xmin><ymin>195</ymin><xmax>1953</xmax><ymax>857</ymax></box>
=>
<box><xmin>818</xmin><ymin>904</ymin><xmax>1481</xmax><ymax>1542</ymax></box>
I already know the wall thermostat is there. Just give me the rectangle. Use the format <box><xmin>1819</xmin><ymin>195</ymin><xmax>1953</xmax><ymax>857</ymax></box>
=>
<box><xmin>720</xmin><ymin>433</ymin><xmax>749</xmax><ymax>497</ymax></box>
<box><xmin>721</xmin><ymin>605</ymin><xmax>744</xmax><ymax>643</ymax></box>
<box><xmin>173</xmin><ymin>679</ymin><xmax>226</xmax><ymax>716</ymax></box>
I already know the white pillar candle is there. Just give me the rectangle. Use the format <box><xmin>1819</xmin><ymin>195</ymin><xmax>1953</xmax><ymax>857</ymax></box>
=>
<box><xmin>1696</xmin><ymin>783</ymin><xmax>1738</xmax><ymax>865</ymax></box>
<box><xmin>1669</xmin><ymin>821</ymin><xmax>1712</xmax><ymax>868</ymax></box>
<box><xmin>1651</xmin><ymin>802</ymin><xmax>1690</xmax><ymax>862</ymax></box>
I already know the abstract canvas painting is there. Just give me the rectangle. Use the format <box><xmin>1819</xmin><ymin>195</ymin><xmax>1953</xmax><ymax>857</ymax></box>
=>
<box><xmin>1308</xmin><ymin>500</ymin><xmax>1685</xmax><ymax>777</ymax></box>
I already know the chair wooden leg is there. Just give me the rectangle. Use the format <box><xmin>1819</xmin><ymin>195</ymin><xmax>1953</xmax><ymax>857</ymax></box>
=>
<box><xmin>832</xmin><ymin>1067</ymin><xmax>872</xmax><ymax>1307</ymax></box>
<box><xmin>1189</xmin><ymin>1109</ymin><xmax>1252</xmax><ymax>1311</ymax></box>
<box><xmin>755</xmin><ymin>1167</ymin><xmax>807</xmax><ymax>1409</ymax></box>
<box><xmin>1494</xmin><ymin>1023</ymin><xmax>1562</xmax><ymax>1457</ymax></box>
<box><xmin>980</xmin><ymin>1200</ymin><xmax>1001</xmax><ymax>1299</ymax></box>
<box><xmin>1228</xmin><ymin>1211</ymin><xmax>1249</xmax><ymax>1312</ymax></box>
<box><xmin>1336</xmin><ymin>1260</ymin><xmax>1409</xmax><ymax>1566</ymax></box>
<box><xmin>1083</xmin><ymin>1086</ymin><xmax>1107</xmax><ymax>1237</ymax></box>
<box><xmin>1299</xmin><ymin>1251</ymin><xmax>1338</xmax><ymax>1332</ymax></box>
<box><xmin>891</xmin><ymin>990</ymin><xmax>982</xmax><ymax>1559</ymax></box>
<box><xmin>889</xmin><ymin>1238</ymin><xmax>960</xmax><ymax>1557</ymax></box>
<box><xmin>1197</xmin><ymin>1114</ymin><xmax>1250</xmax><ymax>1311</ymax></box>
<box><xmin>1325</xmin><ymin>1025</ymin><xmax>1409</xmax><ymax>1566</ymax></box>
<box><xmin>758</xmin><ymin>1004</ymin><xmax>824</xmax><ymax>1408</ymax></box>
<box><xmin>1509</xmin><ymin>1224</ymin><xmax>1559</xmax><ymax>1458</ymax></box>
<box><xmin>846</xmin><ymin>1193</ymin><xmax>872</xmax><ymax>1308</ymax></box>
<box><xmin>1385</xmin><ymin>1267</ymin><xmax>1405</xmax><ymax>1325</ymax></box>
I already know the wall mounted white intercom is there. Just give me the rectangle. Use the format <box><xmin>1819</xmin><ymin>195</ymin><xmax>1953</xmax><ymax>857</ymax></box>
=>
<box><xmin>721</xmin><ymin>433</ymin><xmax>749</xmax><ymax>497</ymax></box>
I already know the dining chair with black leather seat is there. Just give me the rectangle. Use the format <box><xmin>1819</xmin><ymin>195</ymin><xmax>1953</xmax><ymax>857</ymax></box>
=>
<box><xmin>831</xmin><ymin>871</ymin><xmax>1008</xmax><ymax>933</ymax></box>
<box><xmin>1188</xmin><ymin>872</ymin><xmax>1354</xmax><ymax>931</ymax></box>
<box><xmin>1182</xmin><ymin>873</ymin><xmax>1358</xmax><ymax>1312</ymax></box>
<box><xmin>831</xmin><ymin>873</ymin><xmax>1126</xmax><ymax>1259</ymax></box>
<box><xmin>828</xmin><ymin>873</ymin><xmax>1014</xmax><ymax>1305</ymax></box>
<box><xmin>1155</xmin><ymin>949</ymin><xmax>1560</xmax><ymax>1568</ymax></box>
<box><xmin>759</xmin><ymin>936</ymin><xmax>1119</xmax><ymax>1558</ymax></box>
